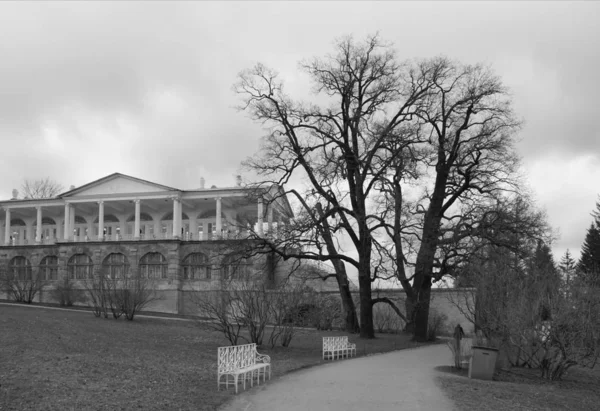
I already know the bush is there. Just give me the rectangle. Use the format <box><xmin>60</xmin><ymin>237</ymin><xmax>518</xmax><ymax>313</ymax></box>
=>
<box><xmin>308</xmin><ymin>295</ymin><xmax>342</xmax><ymax>331</ymax></box>
<box><xmin>426</xmin><ymin>309</ymin><xmax>448</xmax><ymax>341</ymax></box>
<box><xmin>283</xmin><ymin>303</ymin><xmax>317</xmax><ymax>327</ymax></box>
<box><xmin>50</xmin><ymin>279</ymin><xmax>87</xmax><ymax>307</ymax></box>
<box><xmin>373</xmin><ymin>303</ymin><xmax>405</xmax><ymax>333</ymax></box>
<box><xmin>84</xmin><ymin>269</ymin><xmax>158</xmax><ymax>320</ymax></box>
<box><xmin>0</xmin><ymin>266</ymin><xmax>45</xmax><ymax>304</ymax></box>
<box><xmin>190</xmin><ymin>274</ymin><xmax>311</xmax><ymax>347</ymax></box>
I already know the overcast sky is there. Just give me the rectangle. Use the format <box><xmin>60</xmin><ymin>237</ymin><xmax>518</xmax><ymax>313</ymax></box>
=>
<box><xmin>1</xmin><ymin>1</ymin><xmax>598</xmax><ymax>264</ymax></box>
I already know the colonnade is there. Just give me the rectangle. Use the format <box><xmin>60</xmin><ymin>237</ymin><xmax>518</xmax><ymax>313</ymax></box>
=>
<box><xmin>3</xmin><ymin>195</ymin><xmax>280</xmax><ymax>245</ymax></box>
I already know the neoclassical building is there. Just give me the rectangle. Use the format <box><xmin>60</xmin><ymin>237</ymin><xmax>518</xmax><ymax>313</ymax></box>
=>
<box><xmin>0</xmin><ymin>173</ymin><xmax>298</xmax><ymax>313</ymax></box>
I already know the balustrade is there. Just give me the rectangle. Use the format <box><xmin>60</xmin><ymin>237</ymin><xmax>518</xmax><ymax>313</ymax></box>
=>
<box><xmin>4</xmin><ymin>227</ymin><xmax>254</xmax><ymax>245</ymax></box>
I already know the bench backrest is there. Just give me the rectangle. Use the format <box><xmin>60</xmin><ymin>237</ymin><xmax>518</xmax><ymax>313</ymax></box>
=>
<box><xmin>323</xmin><ymin>336</ymin><xmax>349</xmax><ymax>351</ymax></box>
<box><xmin>218</xmin><ymin>343</ymin><xmax>257</xmax><ymax>373</ymax></box>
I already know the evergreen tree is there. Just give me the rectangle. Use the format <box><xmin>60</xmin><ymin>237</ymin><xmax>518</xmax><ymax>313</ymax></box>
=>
<box><xmin>527</xmin><ymin>241</ymin><xmax>560</xmax><ymax>320</ymax></box>
<box><xmin>577</xmin><ymin>222</ymin><xmax>600</xmax><ymax>280</ymax></box>
<box><xmin>559</xmin><ymin>249</ymin><xmax>576</xmax><ymax>288</ymax></box>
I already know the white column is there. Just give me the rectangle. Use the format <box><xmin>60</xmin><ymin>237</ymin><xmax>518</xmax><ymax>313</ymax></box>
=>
<box><xmin>4</xmin><ymin>208</ymin><xmax>11</xmax><ymax>245</ymax></box>
<box><xmin>177</xmin><ymin>200</ymin><xmax>183</xmax><ymax>238</ymax></box>
<box><xmin>134</xmin><ymin>199</ymin><xmax>141</xmax><ymax>239</ymax></box>
<box><xmin>119</xmin><ymin>218</ymin><xmax>125</xmax><ymax>240</ymax></box>
<box><xmin>35</xmin><ymin>206</ymin><xmax>42</xmax><ymax>243</ymax></box>
<box><xmin>69</xmin><ymin>205</ymin><xmax>75</xmax><ymax>240</ymax></box>
<box><xmin>216</xmin><ymin>197</ymin><xmax>222</xmax><ymax>238</ymax></box>
<box><xmin>257</xmin><ymin>197</ymin><xmax>264</xmax><ymax>236</ymax></box>
<box><xmin>25</xmin><ymin>223</ymin><xmax>33</xmax><ymax>244</ymax></box>
<box><xmin>98</xmin><ymin>201</ymin><xmax>104</xmax><ymax>241</ymax></box>
<box><xmin>154</xmin><ymin>218</ymin><xmax>160</xmax><ymax>239</ymax></box>
<box><xmin>57</xmin><ymin>219</ymin><xmax>63</xmax><ymax>241</ymax></box>
<box><xmin>267</xmin><ymin>205</ymin><xmax>273</xmax><ymax>234</ymax></box>
<box><xmin>190</xmin><ymin>217</ymin><xmax>198</xmax><ymax>241</ymax></box>
<box><xmin>63</xmin><ymin>204</ymin><xmax>70</xmax><ymax>240</ymax></box>
<box><xmin>172</xmin><ymin>197</ymin><xmax>180</xmax><ymax>238</ymax></box>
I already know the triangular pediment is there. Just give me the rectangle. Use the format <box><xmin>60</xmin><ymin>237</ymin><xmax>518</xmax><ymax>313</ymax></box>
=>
<box><xmin>61</xmin><ymin>173</ymin><xmax>177</xmax><ymax>198</ymax></box>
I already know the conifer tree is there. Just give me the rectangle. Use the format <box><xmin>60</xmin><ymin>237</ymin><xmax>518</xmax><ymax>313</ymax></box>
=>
<box><xmin>559</xmin><ymin>249</ymin><xmax>576</xmax><ymax>288</ymax></box>
<box><xmin>577</xmin><ymin>199</ymin><xmax>600</xmax><ymax>282</ymax></box>
<box><xmin>577</xmin><ymin>223</ymin><xmax>600</xmax><ymax>280</ymax></box>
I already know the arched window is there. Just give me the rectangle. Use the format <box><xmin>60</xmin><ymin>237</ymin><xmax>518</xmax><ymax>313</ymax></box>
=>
<box><xmin>126</xmin><ymin>213</ymin><xmax>153</xmax><ymax>222</ymax></box>
<box><xmin>197</xmin><ymin>210</ymin><xmax>217</xmax><ymax>219</ymax></box>
<box><xmin>68</xmin><ymin>254</ymin><xmax>93</xmax><ymax>280</ymax></box>
<box><xmin>10</xmin><ymin>219</ymin><xmax>26</xmax><ymax>227</ymax></box>
<box><xmin>93</xmin><ymin>215</ymin><xmax>119</xmax><ymax>223</ymax></box>
<box><xmin>9</xmin><ymin>256</ymin><xmax>32</xmax><ymax>280</ymax></box>
<box><xmin>162</xmin><ymin>212</ymin><xmax>189</xmax><ymax>221</ymax></box>
<box><xmin>74</xmin><ymin>216</ymin><xmax>87</xmax><ymax>224</ymax></box>
<box><xmin>182</xmin><ymin>253</ymin><xmax>211</xmax><ymax>280</ymax></box>
<box><xmin>102</xmin><ymin>253</ymin><xmax>129</xmax><ymax>279</ymax></box>
<box><xmin>139</xmin><ymin>252</ymin><xmax>167</xmax><ymax>279</ymax></box>
<box><xmin>222</xmin><ymin>254</ymin><xmax>251</xmax><ymax>280</ymax></box>
<box><xmin>33</xmin><ymin>217</ymin><xmax>57</xmax><ymax>226</ymax></box>
<box><xmin>40</xmin><ymin>256</ymin><xmax>58</xmax><ymax>281</ymax></box>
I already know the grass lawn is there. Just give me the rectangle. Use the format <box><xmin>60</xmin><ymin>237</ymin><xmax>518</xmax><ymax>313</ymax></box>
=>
<box><xmin>0</xmin><ymin>303</ymin><xmax>427</xmax><ymax>411</ymax></box>
<box><xmin>436</xmin><ymin>362</ymin><xmax>600</xmax><ymax>411</ymax></box>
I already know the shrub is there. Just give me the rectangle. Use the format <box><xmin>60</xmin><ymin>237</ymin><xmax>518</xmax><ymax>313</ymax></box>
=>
<box><xmin>0</xmin><ymin>266</ymin><xmax>45</xmax><ymax>304</ymax></box>
<box><xmin>427</xmin><ymin>309</ymin><xmax>448</xmax><ymax>341</ymax></box>
<box><xmin>308</xmin><ymin>295</ymin><xmax>342</xmax><ymax>331</ymax></box>
<box><xmin>373</xmin><ymin>303</ymin><xmax>405</xmax><ymax>333</ymax></box>
<box><xmin>50</xmin><ymin>279</ymin><xmax>87</xmax><ymax>307</ymax></box>
<box><xmin>84</xmin><ymin>269</ymin><xmax>158</xmax><ymax>320</ymax></box>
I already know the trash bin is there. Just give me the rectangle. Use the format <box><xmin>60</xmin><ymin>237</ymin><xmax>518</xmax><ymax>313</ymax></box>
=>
<box><xmin>468</xmin><ymin>346</ymin><xmax>499</xmax><ymax>380</ymax></box>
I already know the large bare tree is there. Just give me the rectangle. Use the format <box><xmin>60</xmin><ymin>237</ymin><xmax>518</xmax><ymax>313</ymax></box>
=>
<box><xmin>235</xmin><ymin>35</ymin><xmax>522</xmax><ymax>340</ymax></box>
<box><xmin>21</xmin><ymin>177</ymin><xmax>63</xmax><ymax>199</ymax></box>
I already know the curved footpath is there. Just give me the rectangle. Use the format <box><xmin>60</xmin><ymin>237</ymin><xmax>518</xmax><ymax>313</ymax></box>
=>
<box><xmin>219</xmin><ymin>343</ymin><xmax>455</xmax><ymax>411</ymax></box>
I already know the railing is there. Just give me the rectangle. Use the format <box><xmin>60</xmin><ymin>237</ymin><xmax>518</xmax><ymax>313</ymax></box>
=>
<box><xmin>63</xmin><ymin>230</ymin><xmax>253</xmax><ymax>243</ymax></box>
<box><xmin>4</xmin><ymin>237</ymin><xmax>58</xmax><ymax>246</ymax></box>
<box><xmin>3</xmin><ymin>230</ymin><xmax>256</xmax><ymax>246</ymax></box>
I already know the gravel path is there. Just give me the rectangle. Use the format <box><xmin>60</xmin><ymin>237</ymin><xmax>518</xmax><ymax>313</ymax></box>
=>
<box><xmin>219</xmin><ymin>343</ymin><xmax>455</xmax><ymax>411</ymax></box>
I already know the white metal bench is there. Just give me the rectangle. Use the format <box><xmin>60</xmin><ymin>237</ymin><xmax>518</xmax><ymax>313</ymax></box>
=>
<box><xmin>217</xmin><ymin>343</ymin><xmax>271</xmax><ymax>394</ymax></box>
<box><xmin>322</xmin><ymin>336</ymin><xmax>356</xmax><ymax>360</ymax></box>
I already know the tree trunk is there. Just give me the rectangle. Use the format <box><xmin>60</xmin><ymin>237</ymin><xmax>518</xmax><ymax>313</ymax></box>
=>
<box><xmin>332</xmin><ymin>259</ymin><xmax>360</xmax><ymax>333</ymax></box>
<box><xmin>412</xmin><ymin>278</ymin><xmax>432</xmax><ymax>342</ymax></box>
<box><xmin>357</xmin><ymin>245</ymin><xmax>375</xmax><ymax>338</ymax></box>
<box><xmin>342</xmin><ymin>290</ymin><xmax>360</xmax><ymax>333</ymax></box>
<box><xmin>404</xmin><ymin>297</ymin><xmax>416</xmax><ymax>333</ymax></box>
<box><xmin>316</xmin><ymin>202</ymin><xmax>360</xmax><ymax>333</ymax></box>
<box><xmin>410</xmin><ymin>166</ymin><xmax>446</xmax><ymax>341</ymax></box>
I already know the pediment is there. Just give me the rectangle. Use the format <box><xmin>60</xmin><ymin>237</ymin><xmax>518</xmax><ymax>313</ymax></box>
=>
<box><xmin>62</xmin><ymin>173</ymin><xmax>176</xmax><ymax>198</ymax></box>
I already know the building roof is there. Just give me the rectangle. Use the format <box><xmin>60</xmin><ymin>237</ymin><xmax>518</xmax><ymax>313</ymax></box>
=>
<box><xmin>1</xmin><ymin>172</ymin><xmax>295</xmax><ymax>218</ymax></box>
<box><xmin>57</xmin><ymin>172</ymin><xmax>179</xmax><ymax>198</ymax></box>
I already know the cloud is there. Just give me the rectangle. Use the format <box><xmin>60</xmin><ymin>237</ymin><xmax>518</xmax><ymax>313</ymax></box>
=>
<box><xmin>524</xmin><ymin>152</ymin><xmax>600</xmax><ymax>260</ymax></box>
<box><xmin>0</xmin><ymin>1</ymin><xmax>599</xmax><ymax>269</ymax></box>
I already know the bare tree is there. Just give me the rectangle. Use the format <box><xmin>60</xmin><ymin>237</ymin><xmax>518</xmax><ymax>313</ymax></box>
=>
<box><xmin>0</xmin><ymin>263</ymin><xmax>46</xmax><ymax>304</ymax></box>
<box><xmin>458</xmin><ymin>249</ymin><xmax>599</xmax><ymax>380</ymax></box>
<box><xmin>21</xmin><ymin>177</ymin><xmax>64</xmax><ymax>199</ymax></box>
<box><xmin>84</xmin><ymin>268</ymin><xmax>158</xmax><ymax>320</ymax></box>
<box><xmin>188</xmin><ymin>266</ymin><xmax>310</xmax><ymax>347</ymax></box>
<box><xmin>235</xmin><ymin>35</ymin><xmax>523</xmax><ymax>340</ymax></box>
<box><xmin>235</xmin><ymin>35</ymin><xmax>435</xmax><ymax>338</ymax></box>
<box><xmin>85</xmin><ymin>272</ymin><xmax>109</xmax><ymax>318</ymax></box>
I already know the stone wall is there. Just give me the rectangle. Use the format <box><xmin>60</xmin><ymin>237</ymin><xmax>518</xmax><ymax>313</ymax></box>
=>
<box><xmin>311</xmin><ymin>287</ymin><xmax>475</xmax><ymax>335</ymax></box>
<box><xmin>1</xmin><ymin>242</ymin><xmax>474</xmax><ymax>334</ymax></box>
<box><xmin>0</xmin><ymin>239</ymin><xmax>271</xmax><ymax>314</ymax></box>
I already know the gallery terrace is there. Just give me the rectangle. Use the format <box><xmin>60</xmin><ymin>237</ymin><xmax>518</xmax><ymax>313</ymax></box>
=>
<box><xmin>0</xmin><ymin>172</ymin><xmax>293</xmax><ymax>245</ymax></box>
